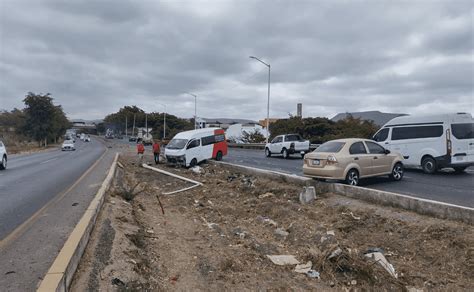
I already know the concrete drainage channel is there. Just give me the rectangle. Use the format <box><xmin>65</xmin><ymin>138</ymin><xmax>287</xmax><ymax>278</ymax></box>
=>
<box><xmin>37</xmin><ymin>153</ymin><xmax>119</xmax><ymax>292</ymax></box>
<box><xmin>213</xmin><ymin>161</ymin><xmax>474</xmax><ymax>225</ymax></box>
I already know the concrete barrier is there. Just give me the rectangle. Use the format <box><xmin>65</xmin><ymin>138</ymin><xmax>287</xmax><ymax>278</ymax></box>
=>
<box><xmin>37</xmin><ymin>153</ymin><xmax>119</xmax><ymax>292</ymax></box>
<box><xmin>215</xmin><ymin>161</ymin><xmax>474</xmax><ymax>225</ymax></box>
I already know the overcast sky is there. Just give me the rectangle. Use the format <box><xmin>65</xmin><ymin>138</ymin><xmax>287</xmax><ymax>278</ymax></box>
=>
<box><xmin>0</xmin><ymin>0</ymin><xmax>472</xmax><ymax>120</ymax></box>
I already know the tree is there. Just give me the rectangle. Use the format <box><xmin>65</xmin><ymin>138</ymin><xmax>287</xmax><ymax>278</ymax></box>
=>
<box><xmin>241</xmin><ymin>129</ymin><xmax>266</xmax><ymax>143</ymax></box>
<box><xmin>22</xmin><ymin>92</ymin><xmax>70</xmax><ymax>146</ymax></box>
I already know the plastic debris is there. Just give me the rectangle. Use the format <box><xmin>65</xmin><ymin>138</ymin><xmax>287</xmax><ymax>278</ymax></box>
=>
<box><xmin>191</xmin><ymin>166</ymin><xmax>202</xmax><ymax>174</ymax></box>
<box><xmin>328</xmin><ymin>247</ymin><xmax>342</xmax><ymax>260</ymax></box>
<box><xmin>326</xmin><ymin>230</ymin><xmax>335</xmax><ymax>236</ymax></box>
<box><xmin>266</xmin><ymin>255</ymin><xmax>300</xmax><ymax>266</ymax></box>
<box><xmin>294</xmin><ymin>261</ymin><xmax>312</xmax><ymax>274</ymax></box>
<box><xmin>342</xmin><ymin>211</ymin><xmax>361</xmax><ymax>220</ymax></box>
<box><xmin>274</xmin><ymin>228</ymin><xmax>289</xmax><ymax>238</ymax></box>
<box><xmin>111</xmin><ymin>277</ymin><xmax>125</xmax><ymax>286</ymax></box>
<box><xmin>299</xmin><ymin>186</ymin><xmax>316</xmax><ymax>204</ymax></box>
<box><xmin>365</xmin><ymin>252</ymin><xmax>398</xmax><ymax>278</ymax></box>
<box><xmin>306</xmin><ymin>270</ymin><xmax>320</xmax><ymax>279</ymax></box>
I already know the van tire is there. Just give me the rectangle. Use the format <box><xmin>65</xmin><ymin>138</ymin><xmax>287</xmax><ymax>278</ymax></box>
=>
<box><xmin>189</xmin><ymin>158</ymin><xmax>197</xmax><ymax>167</ymax></box>
<box><xmin>282</xmin><ymin>148</ymin><xmax>289</xmax><ymax>159</ymax></box>
<box><xmin>0</xmin><ymin>155</ymin><xmax>6</xmax><ymax>170</ymax></box>
<box><xmin>390</xmin><ymin>163</ymin><xmax>404</xmax><ymax>181</ymax></box>
<box><xmin>454</xmin><ymin>166</ymin><xmax>467</xmax><ymax>173</ymax></box>
<box><xmin>265</xmin><ymin>148</ymin><xmax>271</xmax><ymax>157</ymax></box>
<box><xmin>421</xmin><ymin>156</ymin><xmax>437</xmax><ymax>174</ymax></box>
<box><xmin>216</xmin><ymin>151</ymin><xmax>223</xmax><ymax>161</ymax></box>
<box><xmin>345</xmin><ymin>169</ymin><xmax>359</xmax><ymax>186</ymax></box>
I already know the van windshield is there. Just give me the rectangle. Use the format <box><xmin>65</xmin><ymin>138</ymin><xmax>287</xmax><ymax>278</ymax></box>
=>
<box><xmin>451</xmin><ymin>123</ymin><xmax>474</xmax><ymax>140</ymax></box>
<box><xmin>166</xmin><ymin>139</ymin><xmax>188</xmax><ymax>149</ymax></box>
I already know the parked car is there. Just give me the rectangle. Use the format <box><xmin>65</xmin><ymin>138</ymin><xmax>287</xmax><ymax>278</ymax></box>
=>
<box><xmin>303</xmin><ymin>138</ymin><xmax>404</xmax><ymax>186</ymax></box>
<box><xmin>265</xmin><ymin>134</ymin><xmax>310</xmax><ymax>158</ymax></box>
<box><xmin>165</xmin><ymin>128</ymin><xmax>228</xmax><ymax>167</ymax></box>
<box><xmin>129</xmin><ymin>136</ymin><xmax>137</xmax><ymax>142</ymax></box>
<box><xmin>61</xmin><ymin>140</ymin><xmax>76</xmax><ymax>151</ymax></box>
<box><xmin>373</xmin><ymin>113</ymin><xmax>474</xmax><ymax>173</ymax></box>
<box><xmin>84</xmin><ymin>135</ymin><xmax>91</xmax><ymax>142</ymax></box>
<box><xmin>0</xmin><ymin>140</ymin><xmax>7</xmax><ymax>170</ymax></box>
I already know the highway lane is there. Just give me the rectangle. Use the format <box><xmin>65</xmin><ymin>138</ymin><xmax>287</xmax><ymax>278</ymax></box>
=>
<box><xmin>0</xmin><ymin>138</ymin><xmax>105</xmax><ymax>239</ymax></box>
<box><xmin>225</xmin><ymin>148</ymin><xmax>474</xmax><ymax>208</ymax></box>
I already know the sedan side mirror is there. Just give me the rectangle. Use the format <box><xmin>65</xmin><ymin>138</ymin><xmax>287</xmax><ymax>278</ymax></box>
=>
<box><xmin>384</xmin><ymin>149</ymin><xmax>390</xmax><ymax>154</ymax></box>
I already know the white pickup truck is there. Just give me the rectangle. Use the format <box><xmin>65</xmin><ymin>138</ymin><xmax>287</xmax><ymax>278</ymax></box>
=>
<box><xmin>265</xmin><ymin>134</ymin><xmax>310</xmax><ymax>159</ymax></box>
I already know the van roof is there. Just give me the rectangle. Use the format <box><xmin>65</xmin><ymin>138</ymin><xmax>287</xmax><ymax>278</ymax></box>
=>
<box><xmin>172</xmin><ymin>128</ymin><xmax>222</xmax><ymax>139</ymax></box>
<box><xmin>383</xmin><ymin>113</ymin><xmax>472</xmax><ymax>127</ymax></box>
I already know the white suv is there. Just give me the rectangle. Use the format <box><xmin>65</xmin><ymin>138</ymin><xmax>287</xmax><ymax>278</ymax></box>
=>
<box><xmin>0</xmin><ymin>140</ymin><xmax>7</xmax><ymax>170</ymax></box>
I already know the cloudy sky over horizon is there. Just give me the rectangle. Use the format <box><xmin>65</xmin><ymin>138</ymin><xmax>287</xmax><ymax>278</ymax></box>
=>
<box><xmin>0</xmin><ymin>0</ymin><xmax>473</xmax><ymax>120</ymax></box>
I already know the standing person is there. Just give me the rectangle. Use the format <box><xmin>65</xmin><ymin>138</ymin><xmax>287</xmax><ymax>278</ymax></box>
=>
<box><xmin>152</xmin><ymin>140</ymin><xmax>161</xmax><ymax>164</ymax></box>
<box><xmin>137</xmin><ymin>141</ymin><xmax>145</xmax><ymax>165</ymax></box>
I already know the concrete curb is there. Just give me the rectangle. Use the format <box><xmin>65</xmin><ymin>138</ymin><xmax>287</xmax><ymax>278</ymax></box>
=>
<box><xmin>37</xmin><ymin>153</ymin><xmax>119</xmax><ymax>292</ymax></box>
<box><xmin>214</xmin><ymin>161</ymin><xmax>474</xmax><ymax>225</ymax></box>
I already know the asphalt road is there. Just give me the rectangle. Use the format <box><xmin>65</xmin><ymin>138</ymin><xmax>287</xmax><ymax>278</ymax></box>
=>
<box><xmin>0</xmin><ymin>138</ymin><xmax>105</xmax><ymax>239</ymax></box>
<box><xmin>225</xmin><ymin>148</ymin><xmax>474</xmax><ymax>208</ymax></box>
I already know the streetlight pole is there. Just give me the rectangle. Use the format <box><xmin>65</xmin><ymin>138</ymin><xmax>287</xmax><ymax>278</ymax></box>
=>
<box><xmin>249</xmin><ymin>56</ymin><xmax>271</xmax><ymax>143</ymax></box>
<box><xmin>158</xmin><ymin>103</ymin><xmax>166</xmax><ymax>140</ymax></box>
<box><xmin>186</xmin><ymin>92</ymin><xmax>197</xmax><ymax>129</ymax></box>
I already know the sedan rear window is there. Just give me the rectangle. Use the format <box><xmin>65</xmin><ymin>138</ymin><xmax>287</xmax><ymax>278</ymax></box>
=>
<box><xmin>314</xmin><ymin>141</ymin><xmax>345</xmax><ymax>153</ymax></box>
<box><xmin>451</xmin><ymin>123</ymin><xmax>474</xmax><ymax>140</ymax></box>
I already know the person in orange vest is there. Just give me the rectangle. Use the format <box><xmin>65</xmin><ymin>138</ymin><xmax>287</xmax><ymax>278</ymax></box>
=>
<box><xmin>152</xmin><ymin>140</ymin><xmax>161</xmax><ymax>164</ymax></box>
<box><xmin>137</xmin><ymin>141</ymin><xmax>145</xmax><ymax>165</ymax></box>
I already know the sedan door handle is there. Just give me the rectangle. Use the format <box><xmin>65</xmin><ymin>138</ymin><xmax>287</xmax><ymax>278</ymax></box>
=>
<box><xmin>354</xmin><ymin>157</ymin><xmax>359</xmax><ymax>160</ymax></box>
<box><xmin>384</xmin><ymin>142</ymin><xmax>389</xmax><ymax>145</ymax></box>
<box><xmin>373</xmin><ymin>156</ymin><xmax>378</xmax><ymax>159</ymax></box>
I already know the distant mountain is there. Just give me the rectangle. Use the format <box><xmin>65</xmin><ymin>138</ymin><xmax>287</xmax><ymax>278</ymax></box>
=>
<box><xmin>331</xmin><ymin>111</ymin><xmax>407</xmax><ymax>126</ymax></box>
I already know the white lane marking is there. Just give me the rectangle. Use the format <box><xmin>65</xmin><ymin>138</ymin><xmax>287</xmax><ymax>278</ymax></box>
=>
<box><xmin>40</xmin><ymin>157</ymin><xmax>59</xmax><ymax>165</ymax></box>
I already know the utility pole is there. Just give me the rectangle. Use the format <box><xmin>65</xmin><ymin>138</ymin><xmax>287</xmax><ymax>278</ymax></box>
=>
<box><xmin>159</xmin><ymin>103</ymin><xmax>166</xmax><ymax>140</ymax></box>
<box><xmin>125</xmin><ymin>116</ymin><xmax>128</xmax><ymax>137</ymax></box>
<box><xmin>186</xmin><ymin>93</ymin><xmax>197</xmax><ymax>129</ymax></box>
<box><xmin>132</xmin><ymin>114</ymin><xmax>136</xmax><ymax>137</ymax></box>
<box><xmin>249</xmin><ymin>56</ymin><xmax>271</xmax><ymax>143</ymax></box>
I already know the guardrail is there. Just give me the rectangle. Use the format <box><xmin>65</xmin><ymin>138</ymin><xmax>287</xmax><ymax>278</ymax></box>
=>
<box><xmin>228</xmin><ymin>143</ymin><xmax>320</xmax><ymax>150</ymax></box>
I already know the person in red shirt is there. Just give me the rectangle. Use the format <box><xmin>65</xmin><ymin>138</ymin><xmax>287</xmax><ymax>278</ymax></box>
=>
<box><xmin>152</xmin><ymin>140</ymin><xmax>161</xmax><ymax>164</ymax></box>
<box><xmin>137</xmin><ymin>142</ymin><xmax>145</xmax><ymax>165</ymax></box>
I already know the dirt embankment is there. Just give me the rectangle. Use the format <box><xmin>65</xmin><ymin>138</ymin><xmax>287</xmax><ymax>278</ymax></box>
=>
<box><xmin>72</xmin><ymin>153</ymin><xmax>474</xmax><ymax>291</ymax></box>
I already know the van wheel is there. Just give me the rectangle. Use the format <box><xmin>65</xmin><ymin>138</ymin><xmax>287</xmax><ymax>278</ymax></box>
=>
<box><xmin>454</xmin><ymin>166</ymin><xmax>467</xmax><ymax>173</ymax></box>
<box><xmin>301</xmin><ymin>152</ymin><xmax>306</xmax><ymax>159</ymax></box>
<box><xmin>390</xmin><ymin>163</ymin><xmax>404</xmax><ymax>181</ymax></box>
<box><xmin>421</xmin><ymin>157</ymin><xmax>437</xmax><ymax>174</ymax></box>
<box><xmin>0</xmin><ymin>155</ymin><xmax>6</xmax><ymax>170</ymax></box>
<box><xmin>215</xmin><ymin>151</ymin><xmax>223</xmax><ymax>161</ymax></box>
<box><xmin>345</xmin><ymin>169</ymin><xmax>359</xmax><ymax>186</ymax></box>
<box><xmin>282</xmin><ymin>148</ymin><xmax>289</xmax><ymax>159</ymax></box>
<box><xmin>265</xmin><ymin>148</ymin><xmax>271</xmax><ymax>157</ymax></box>
<box><xmin>189</xmin><ymin>158</ymin><xmax>197</xmax><ymax>167</ymax></box>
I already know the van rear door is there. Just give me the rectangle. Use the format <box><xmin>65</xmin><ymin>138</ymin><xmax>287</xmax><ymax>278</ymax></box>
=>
<box><xmin>451</xmin><ymin>123</ymin><xmax>474</xmax><ymax>164</ymax></box>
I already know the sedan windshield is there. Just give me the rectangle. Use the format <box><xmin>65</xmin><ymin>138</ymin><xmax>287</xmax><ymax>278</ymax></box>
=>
<box><xmin>166</xmin><ymin>139</ymin><xmax>188</xmax><ymax>149</ymax></box>
<box><xmin>314</xmin><ymin>141</ymin><xmax>345</xmax><ymax>153</ymax></box>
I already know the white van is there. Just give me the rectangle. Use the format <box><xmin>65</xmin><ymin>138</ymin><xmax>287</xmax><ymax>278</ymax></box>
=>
<box><xmin>373</xmin><ymin>113</ymin><xmax>474</xmax><ymax>173</ymax></box>
<box><xmin>165</xmin><ymin>128</ymin><xmax>228</xmax><ymax>167</ymax></box>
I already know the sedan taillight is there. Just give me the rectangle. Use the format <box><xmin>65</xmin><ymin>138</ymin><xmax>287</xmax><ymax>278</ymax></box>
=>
<box><xmin>327</xmin><ymin>155</ymin><xmax>337</xmax><ymax>164</ymax></box>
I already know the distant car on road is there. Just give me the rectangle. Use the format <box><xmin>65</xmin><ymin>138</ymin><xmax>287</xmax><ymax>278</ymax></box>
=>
<box><xmin>303</xmin><ymin>138</ymin><xmax>404</xmax><ymax>186</ymax></box>
<box><xmin>373</xmin><ymin>113</ymin><xmax>474</xmax><ymax>173</ymax></box>
<box><xmin>0</xmin><ymin>140</ymin><xmax>7</xmax><ymax>170</ymax></box>
<box><xmin>84</xmin><ymin>135</ymin><xmax>91</xmax><ymax>142</ymax></box>
<box><xmin>129</xmin><ymin>136</ymin><xmax>137</xmax><ymax>142</ymax></box>
<box><xmin>61</xmin><ymin>140</ymin><xmax>76</xmax><ymax>151</ymax></box>
<box><xmin>265</xmin><ymin>134</ymin><xmax>310</xmax><ymax>158</ymax></box>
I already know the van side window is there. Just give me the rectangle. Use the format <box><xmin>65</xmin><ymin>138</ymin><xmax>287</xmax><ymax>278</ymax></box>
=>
<box><xmin>373</xmin><ymin>128</ymin><xmax>389</xmax><ymax>142</ymax></box>
<box><xmin>366</xmin><ymin>141</ymin><xmax>386</xmax><ymax>154</ymax></box>
<box><xmin>391</xmin><ymin>125</ymin><xmax>443</xmax><ymax>140</ymax></box>
<box><xmin>215</xmin><ymin>134</ymin><xmax>225</xmax><ymax>142</ymax></box>
<box><xmin>451</xmin><ymin>123</ymin><xmax>474</xmax><ymax>140</ymax></box>
<box><xmin>187</xmin><ymin>139</ymin><xmax>200</xmax><ymax>149</ymax></box>
<box><xmin>202</xmin><ymin>135</ymin><xmax>216</xmax><ymax>146</ymax></box>
<box><xmin>349</xmin><ymin>142</ymin><xmax>367</xmax><ymax>154</ymax></box>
